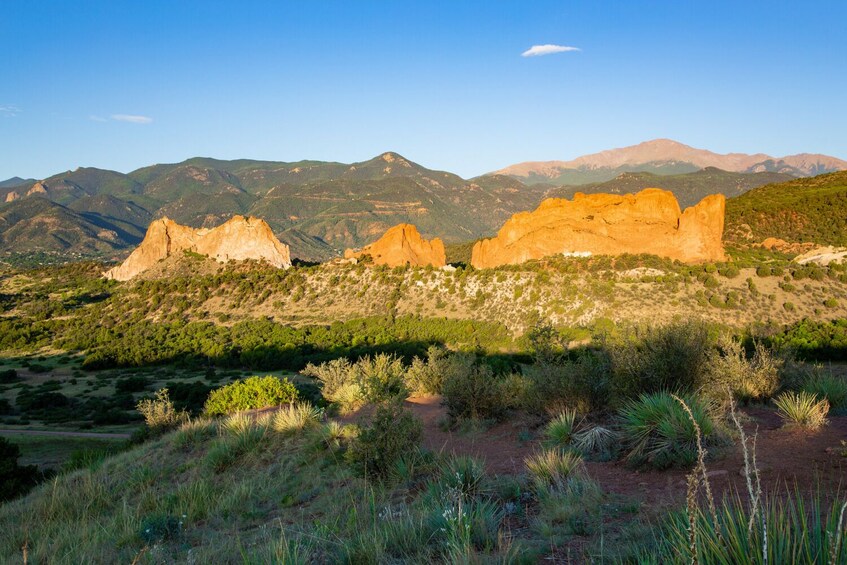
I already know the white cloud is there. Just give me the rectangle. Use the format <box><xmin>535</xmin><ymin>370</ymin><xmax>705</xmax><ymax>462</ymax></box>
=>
<box><xmin>110</xmin><ymin>114</ymin><xmax>152</xmax><ymax>124</ymax></box>
<box><xmin>521</xmin><ymin>44</ymin><xmax>581</xmax><ymax>57</ymax></box>
<box><xmin>0</xmin><ymin>105</ymin><xmax>21</xmax><ymax>117</ymax></box>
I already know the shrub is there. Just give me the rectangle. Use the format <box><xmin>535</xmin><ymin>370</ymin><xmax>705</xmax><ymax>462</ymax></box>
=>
<box><xmin>353</xmin><ymin>354</ymin><xmax>408</xmax><ymax>403</ymax></box>
<box><xmin>704</xmin><ymin>337</ymin><xmax>782</xmax><ymax>403</ymax></box>
<box><xmin>136</xmin><ymin>388</ymin><xmax>189</xmax><ymax>435</ymax></box>
<box><xmin>824</xmin><ymin>298</ymin><xmax>839</xmax><ymax>308</ymax></box>
<box><xmin>523</xmin><ymin>350</ymin><xmax>609</xmax><ymax>414</ymax></box>
<box><xmin>525</xmin><ymin>449</ymin><xmax>585</xmax><ymax>493</ymax></box>
<box><xmin>773</xmin><ymin>391</ymin><xmax>829</xmax><ymax>429</ymax></box>
<box><xmin>442</xmin><ymin>362</ymin><xmax>507</xmax><ymax>421</ymax></box>
<box><xmin>405</xmin><ymin>346</ymin><xmax>473</xmax><ymax>396</ymax></box>
<box><xmin>618</xmin><ymin>392</ymin><xmax>719</xmax><ymax>469</ymax></box>
<box><xmin>0</xmin><ymin>369</ymin><xmax>18</xmax><ymax>383</ymax></box>
<box><xmin>347</xmin><ymin>402</ymin><xmax>422</xmax><ymax>480</ymax></box>
<box><xmin>0</xmin><ymin>437</ymin><xmax>44</xmax><ymax>502</ymax></box>
<box><xmin>115</xmin><ymin>375</ymin><xmax>150</xmax><ymax>393</ymax></box>
<box><xmin>304</xmin><ymin>353</ymin><xmax>409</xmax><ymax>409</ymax></box>
<box><xmin>203</xmin><ymin>375</ymin><xmax>298</xmax><ymax>417</ymax></box>
<box><xmin>607</xmin><ymin>321</ymin><xmax>714</xmax><ymax>401</ymax></box>
<box><xmin>303</xmin><ymin>358</ymin><xmax>358</xmax><ymax>407</ymax></box>
<box><xmin>802</xmin><ymin>371</ymin><xmax>847</xmax><ymax>413</ymax></box>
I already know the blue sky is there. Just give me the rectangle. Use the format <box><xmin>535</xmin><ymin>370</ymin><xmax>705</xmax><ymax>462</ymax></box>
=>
<box><xmin>2</xmin><ymin>1</ymin><xmax>846</xmax><ymax>180</ymax></box>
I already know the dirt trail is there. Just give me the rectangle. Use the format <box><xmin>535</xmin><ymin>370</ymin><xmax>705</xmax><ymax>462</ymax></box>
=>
<box><xmin>397</xmin><ymin>397</ymin><xmax>847</xmax><ymax>507</ymax></box>
<box><xmin>0</xmin><ymin>429</ymin><xmax>131</xmax><ymax>439</ymax></box>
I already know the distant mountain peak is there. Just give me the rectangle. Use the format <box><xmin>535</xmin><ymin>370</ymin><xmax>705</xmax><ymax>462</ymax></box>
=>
<box><xmin>495</xmin><ymin>139</ymin><xmax>847</xmax><ymax>185</ymax></box>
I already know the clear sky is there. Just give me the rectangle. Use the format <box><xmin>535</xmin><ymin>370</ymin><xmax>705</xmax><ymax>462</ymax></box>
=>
<box><xmin>2</xmin><ymin>0</ymin><xmax>846</xmax><ymax>181</ymax></box>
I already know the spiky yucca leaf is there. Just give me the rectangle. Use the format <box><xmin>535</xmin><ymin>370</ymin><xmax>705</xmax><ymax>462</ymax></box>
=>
<box><xmin>774</xmin><ymin>391</ymin><xmax>829</xmax><ymax>430</ymax></box>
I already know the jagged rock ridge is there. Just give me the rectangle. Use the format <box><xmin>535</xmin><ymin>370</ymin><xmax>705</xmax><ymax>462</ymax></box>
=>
<box><xmin>471</xmin><ymin>189</ymin><xmax>726</xmax><ymax>268</ymax></box>
<box><xmin>105</xmin><ymin>215</ymin><xmax>291</xmax><ymax>280</ymax></box>
<box><xmin>344</xmin><ymin>223</ymin><xmax>446</xmax><ymax>267</ymax></box>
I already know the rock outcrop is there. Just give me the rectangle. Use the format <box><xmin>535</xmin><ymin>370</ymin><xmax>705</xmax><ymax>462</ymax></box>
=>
<box><xmin>470</xmin><ymin>189</ymin><xmax>726</xmax><ymax>268</ymax></box>
<box><xmin>105</xmin><ymin>216</ymin><xmax>291</xmax><ymax>281</ymax></box>
<box><xmin>344</xmin><ymin>223</ymin><xmax>446</xmax><ymax>267</ymax></box>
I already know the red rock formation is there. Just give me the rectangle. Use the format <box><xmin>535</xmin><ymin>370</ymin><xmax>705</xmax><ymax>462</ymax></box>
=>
<box><xmin>470</xmin><ymin>189</ymin><xmax>725</xmax><ymax>268</ymax></box>
<box><xmin>344</xmin><ymin>223</ymin><xmax>446</xmax><ymax>267</ymax></box>
<box><xmin>105</xmin><ymin>215</ymin><xmax>291</xmax><ymax>280</ymax></box>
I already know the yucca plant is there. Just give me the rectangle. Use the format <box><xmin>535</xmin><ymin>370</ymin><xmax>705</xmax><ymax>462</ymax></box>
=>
<box><xmin>774</xmin><ymin>391</ymin><xmax>830</xmax><ymax>430</ymax></box>
<box><xmin>572</xmin><ymin>424</ymin><xmax>618</xmax><ymax>460</ymax></box>
<box><xmin>439</xmin><ymin>455</ymin><xmax>487</xmax><ymax>500</ymax></box>
<box><xmin>543</xmin><ymin>409</ymin><xmax>578</xmax><ymax>448</ymax></box>
<box><xmin>525</xmin><ymin>449</ymin><xmax>585</xmax><ymax>493</ymax></box>
<box><xmin>618</xmin><ymin>392</ymin><xmax>718</xmax><ymax>469</ymax></box>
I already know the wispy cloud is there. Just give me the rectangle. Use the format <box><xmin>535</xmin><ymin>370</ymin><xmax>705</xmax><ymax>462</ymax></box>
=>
<box><xmin>110</xmin><ymin>114</ymin><xmax>152</xmax><ymax>124</ymax></box>
<box><xmin>0</xmin><ymin>105</ymin><xmax>21</xmax><ymax>117</ymax></box>
<box><xmin>521</xmin><ymin>44</ymin><xmax>581</xmax><ymax>57</ymax></box>
<box><xmin>89</xmin><ymin>115</ymin><xmax>108</xmax><ymax>122</ymax></box>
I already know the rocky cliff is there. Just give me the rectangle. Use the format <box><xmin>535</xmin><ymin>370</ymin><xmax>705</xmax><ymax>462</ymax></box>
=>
<box><xmin>344</xmin><ymin>223</ymin><xmax>446</xmax><ymax>267</ymax></box>
<box><xmin>470</xmin><ymin>189</ymin><xmax>725</xmax><ymax>268</ymax></box>
<box><xmin>105</xmin><ymin>216</ymin><xmax>291</xmax><ymax>280</ymax></box>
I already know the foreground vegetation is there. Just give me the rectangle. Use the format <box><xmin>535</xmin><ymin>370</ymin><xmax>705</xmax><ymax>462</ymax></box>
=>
<box><xmin>1</xmin><ymin>252</ymin><xmax>847</xmax><ymax>561</ymax></box>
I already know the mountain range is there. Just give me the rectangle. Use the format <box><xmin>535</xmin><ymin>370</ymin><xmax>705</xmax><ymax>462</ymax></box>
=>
<box><xmin>496</xmin><ymin>139</ymin><xmax>847</xmax><ymax>185</ymax></box>
<box><xmin>1</xmin><ymin>139</ymin><xmax>844</xmax><ymax>262</ymax></box>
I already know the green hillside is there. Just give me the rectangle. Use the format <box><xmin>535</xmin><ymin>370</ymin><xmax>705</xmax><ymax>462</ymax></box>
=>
<box><xmin>548</xmin><ymin>168</ymin><xmax>794</xmax><ymax>208</ymax></box>
<box><xmin>725</xmin><ymin>171</ymin><xmax>847</xmax><ymax>245</ymax></box>
<box><xmin>0</xmin><ymin>198</ymin><xmax>136</xmax><ymax>254</ymax></box>
<box><xmin>522</xmin><ymin>162</ymin><xmax>702</xmax><ymax>185</ymax></box>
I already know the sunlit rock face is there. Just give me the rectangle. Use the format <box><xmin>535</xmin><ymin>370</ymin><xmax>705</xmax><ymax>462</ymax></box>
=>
<box><xmin>344</xmin><ymin>223</ymin><xmax>446</xmax><ymax>267</ymax></box>
<box><xmin>105</xmin><ymin>215</ymin><xmax>291</xmax><ymax>280</ymax></box>
<box><xmin>471</xmin><ymin>189</ymin><xmax>726</xmax><ymax>268</ymax></box>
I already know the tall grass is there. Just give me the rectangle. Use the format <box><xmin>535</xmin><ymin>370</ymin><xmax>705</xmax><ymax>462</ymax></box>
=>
<box><xmin>648</xmin><ymin>488</ymin><xmax>847</xmax><ymax>564</ymax></box>
<box><xmin>803</xmin><ymin>370</ymin><xmax>847</xmax><ymax>413</ymax></box>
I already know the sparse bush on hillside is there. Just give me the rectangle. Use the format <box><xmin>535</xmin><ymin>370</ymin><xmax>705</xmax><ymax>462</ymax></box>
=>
<box><xmin>136</xmin><ymin>388</ymin><xmax>189</xmax><ymax>435</ymax></box>
<box><xmin>203</xmin><ymin>375</ymin><xmax>299</xmax><ymax>417</ymax></box>
<box><xmin>304</xmin><ymin>353</ymin><xmax>409</xmax><ymax>410</ymax></box>
<box><xmin>618</xmin><ymin>392</ymin><xmax>721</xmax><ymax>469</ymax></box>
<box><xmin>346</xmin><ymin>402</ymin><xmax>422</xmax><ymax>480</ymax></box>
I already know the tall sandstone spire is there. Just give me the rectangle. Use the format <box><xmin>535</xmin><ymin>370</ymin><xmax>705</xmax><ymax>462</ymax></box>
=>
<box><xmin>471</xmin><ymin>189</ymin><xmax>725</xmax><ymax>268</ymax></box>
<box><xmin>105</xmin><ymin>215</ymin><xmax>291</xmax><ymax>281</ymax></box>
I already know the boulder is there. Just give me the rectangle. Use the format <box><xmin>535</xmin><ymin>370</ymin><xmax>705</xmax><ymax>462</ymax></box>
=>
<box><xmin>471</xmin><ymin>189</ymin><xmax>726</xmax><ymax>268</ymax></box>
<box><xmin>105</xmin><ymin>215</ymin><xmax>291</xmax><ymax>281</ymax></box>
<box><xmin>344</xmin><ymin>223</ymin><xmax>446</xmax><ymax>267</ymax></box>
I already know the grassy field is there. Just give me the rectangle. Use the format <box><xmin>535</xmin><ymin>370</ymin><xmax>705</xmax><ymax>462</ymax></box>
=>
<box><xmin>2</xmin><ymin>433</ymin><xmax>125</xmax><ymax>470</ymax></box>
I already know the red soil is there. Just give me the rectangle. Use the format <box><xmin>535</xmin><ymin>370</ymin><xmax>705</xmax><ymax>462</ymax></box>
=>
<box><xmin>399</xmin><ymin>397</ymin><xmax>847</xmax><ymax>507</ymax></box>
